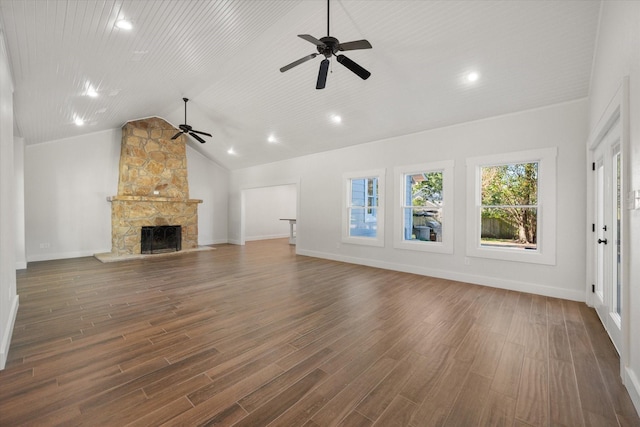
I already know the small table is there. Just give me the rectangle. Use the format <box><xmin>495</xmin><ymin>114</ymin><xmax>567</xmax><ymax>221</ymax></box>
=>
<box><xmin>280</xmin><ymin>219</ymin><xmax>296</xmax><ymax>245</ymax></box>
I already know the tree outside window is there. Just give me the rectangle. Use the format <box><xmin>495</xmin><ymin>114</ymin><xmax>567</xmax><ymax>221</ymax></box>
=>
<box><xmin>480</xmin><ymin>162</ymin><xmax>538</xmax><ymax>250</ymax></box>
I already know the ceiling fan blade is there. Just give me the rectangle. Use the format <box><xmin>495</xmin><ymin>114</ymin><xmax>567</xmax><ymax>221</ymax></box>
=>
<box><xmin>336</xmin><ymin>54</ymin><xmax>371</xmax><ymax>80</ymax></box>
<box><xmin>189</xmin><ymin>132</ymin><xmax>206</xmax><ymax>144</ymax></box>
<box><xmin>171</xmin><ymin>132</ymin><xmax>183</xmax><ymax>140</ymax></box>
<box><xmin>298</xmin><ymin>34</ymin><xmax>325</xmax><ymax>47</ymax></box>
<box><xmin>339</xmin><ymin>39</ymin><xmax>372</xmax><ymax>51</ymax></box>
<box><xmin>280</xmin><ymin>53</ymin><xmax>318</xmax><ymax>73</ymax></box>
<box><xmin>316</xmin><ymin>59</ymin><xmax>330</xmax><ymax>90</ymax></box>
<box><xmin>191</xmin><ymin>129</ymin><xmax>212</xmax><ymax>138</ymax></box>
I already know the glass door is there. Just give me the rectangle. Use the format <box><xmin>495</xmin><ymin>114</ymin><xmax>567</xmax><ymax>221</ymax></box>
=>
<box><xmin>593</xmin><ymin>118</ymin><xmax>622</xmax><ymax>353</ymax></box>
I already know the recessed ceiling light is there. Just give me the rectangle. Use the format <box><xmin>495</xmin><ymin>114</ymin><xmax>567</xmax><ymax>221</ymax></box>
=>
<box><xmin>330</xmin><ymin>114</ymin><xmax>342</xmax><ymax>124</ymax></box>
<box><xmin>227</xmin><ymin>148</ymin><xmax>235</xmax><ymax>155</ymax></box>
<box><xmin>74</xmin><ymin>117</ymin><xmax>84</xmax><ymax>126</ymax></box>
<box><xmin>115</xmin><ymin>19</ymin><xmax>133</xmax><ymax>30</ymax></box>
<box><xmin>267</xmin><ymin>135</ymin><xmax>277</xmax><ymax>143</ymax></box>
<box><xmin>86</xmin><ymin>85</ymin><xmax>98</xmax><ymax>97</ymax></box>
<box><xmin>466</xmin><ymin>72</ymin><xmax>479</xmax><ymax>82</ymax></box>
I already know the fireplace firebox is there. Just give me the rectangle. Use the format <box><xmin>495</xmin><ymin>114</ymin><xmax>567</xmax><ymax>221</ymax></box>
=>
<box><xmin>141</xmin><ymin>225</ymin><xmax>182</xmax><ymax>254</ymax></box>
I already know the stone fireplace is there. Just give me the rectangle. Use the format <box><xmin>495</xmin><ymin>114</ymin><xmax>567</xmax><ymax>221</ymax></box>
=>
<box><xmin>108</xmin><ymin>117</ymin><xmax>202</xmax><ymax>256</ymax></box>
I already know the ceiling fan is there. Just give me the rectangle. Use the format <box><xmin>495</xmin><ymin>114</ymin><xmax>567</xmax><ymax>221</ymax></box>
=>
<box><xmin>279</xmin><ymin>0</ymin><xmax>372</xmax><ymax>89</ymax></box>
<box><xmin>171</xmin><ymin>98</ymin><xmax>212</xmax><ymax>144</ymax></box>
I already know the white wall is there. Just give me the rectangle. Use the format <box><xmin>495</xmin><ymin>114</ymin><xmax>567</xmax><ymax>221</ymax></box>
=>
<box><xmin>244</xmin><ymin>184</ymin><xmax>296</xmax><ymax>241</ymax></box>
<box><xmin>589</xmin><ymin>0</ymin><xmax>640</xmax><ymax>413</ymax></box>
<box><xmin>230</xmin><ymin>99</ymin><xmax>588</xmax><ymax>302</ymax></box>
<box><xmin>25</xmin><ymin>129</ymin><xmax>120</xmax><ymax>261</ymax></box>
<box><xmin>25</xmin><ymin>127</ymin><xmax>229</xmax><ymax>261</ymax></box>
<box><xmin>187</xmin><ymin>147</ymin><xmax>229</xmax><ymax>245</ymax></box>
<box><xmin>14</xmin><ymin>136</ymin><xmax>25</xmax><ymax>269</ymax></box>
<box><xmin>0</xmin><ymin>29</ymin><xmax>18</xmax><ymax>369</ymax></box>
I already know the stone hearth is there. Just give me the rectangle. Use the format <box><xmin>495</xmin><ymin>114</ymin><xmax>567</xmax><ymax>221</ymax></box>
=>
<box><xmin>107</xmin><ymin>117</ymin><xmax>202</xmax><ymax>256</ymax></box>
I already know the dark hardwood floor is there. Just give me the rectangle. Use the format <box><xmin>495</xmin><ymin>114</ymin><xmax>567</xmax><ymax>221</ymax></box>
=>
<box><xmin>1</xmin><ymin>239</ymin><xmax>638</xmax><ymax>426</ymax></box>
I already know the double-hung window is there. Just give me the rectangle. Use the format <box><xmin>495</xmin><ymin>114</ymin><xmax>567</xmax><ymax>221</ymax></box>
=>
<box><xmin>343</xmin><ymin>169</ymin><xmax>385</xmax><ymax>247</ymax></box>
<box><xmin>394</xmin><ymin>160</ymin><xmax>454</xmax><ymax>253</ymax></box>
<box><xmin>466</xmin><ymin>147</ymin><xmax>556</xmax><ymax>264</ymax></box>
<box><xmin>480</xmin><ymin>162</ymin><xmax>538</xmax><ymax>249</ymax></box>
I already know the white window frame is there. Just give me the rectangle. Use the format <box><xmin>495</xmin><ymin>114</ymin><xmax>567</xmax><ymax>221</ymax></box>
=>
<box><xmin>394</xmin><ymin>160</ymin><xmax>454</xmax><ymax>253</ymax></box>
<box><xmin>466</xmin><ymin>147</ymin><xmax>557</xmax><ymax>265</ymax></box>
<box><xmin>342</xmin><ymin>169</ymin><xmax>385</xmax><ymax>247</ymax></box>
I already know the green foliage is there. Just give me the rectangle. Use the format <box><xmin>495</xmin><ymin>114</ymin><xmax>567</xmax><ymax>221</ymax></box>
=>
<box><xmin>411</xmin><ymin>171</ymin><xmax>443</xmax><ymax>206</ymax></box>
<box><xmin>482</xmin><ymin>163</ymin><xmax>537</xmax><ymax>206</ymax></box>
<box><xmin>481</xmin><ymin>163</ymin><xmax>538</xmax><ymax>243</ymax></box>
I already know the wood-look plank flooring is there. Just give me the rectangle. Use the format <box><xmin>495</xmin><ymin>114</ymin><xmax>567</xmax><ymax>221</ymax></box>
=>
<box><xmin>1</xmin><ymin>239</ymin><xmax>638</xmax><ymax>426</ymax></box>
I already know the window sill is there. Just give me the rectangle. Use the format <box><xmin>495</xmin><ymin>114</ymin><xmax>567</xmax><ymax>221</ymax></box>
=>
<box><xmin>466</xmin><ymin>245</ymin><xmax>555</xmax><ymax>265</ymax></box>
<box><xmin>341</xmin><ymin>236</ymin><xmax>384</xmax><ymax>247</ymax></box>
<box><xmin>393</xmin><ymin>240</ymin><xmax>453</xmax><ymax>254</ymax></box>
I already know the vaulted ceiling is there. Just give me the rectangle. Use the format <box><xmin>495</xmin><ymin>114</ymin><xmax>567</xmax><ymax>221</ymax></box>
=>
<box><xmin>0</xmin><ymin>0</ymin><xmax>601</xmax><ymax>170</ymax></box>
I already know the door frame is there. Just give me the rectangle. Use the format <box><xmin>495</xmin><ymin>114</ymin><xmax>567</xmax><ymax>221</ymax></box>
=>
<box><xmin>239</xmin><ymin>179</ymin><xmax>300</xmax><ymax>246</ymax></box>
<box><xmin>587</xmin><ymin>77</ymin><xmax>630</xmax><ymax>378</ymax></box>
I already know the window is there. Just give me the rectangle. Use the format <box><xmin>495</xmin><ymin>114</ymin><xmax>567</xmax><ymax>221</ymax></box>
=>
<box><xmin>613</xmin><ymin>144</ymin><xmax>622</xmax><ymax>318</ymax></box>
<box><xmin>343</xmin><ymin>169</ymin><xmax>385</xmax><ymax>247</ymax></box>
<box><xmin>480</xmin><ymin>162</ymin><xmax>538</xmax><ymax>250</ymax></box>
<box><xmin>466</xmin><ymin>148</ymin><xmax>556</xmax><ymax>264</ymax></box>
<box><xmin>350</xmin><ymin>177</ymin><xmax>378</xmax><ymax>237</ymax></box>
<box><xmin>394</xmin><ymin>160</ymin><xmax>454</xmax><ymax>253</ymax></box>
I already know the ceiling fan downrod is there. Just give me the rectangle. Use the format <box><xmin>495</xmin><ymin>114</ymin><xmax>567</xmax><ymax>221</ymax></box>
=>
<box><xmin>326</xmin><ymin>0</ymin><xmax>330</xmax><ymax>37</ymax></box>
<box><xmin>183</xmin><ymin>98</ymin><xmax>188</xmax><ymax>124</ymax></box>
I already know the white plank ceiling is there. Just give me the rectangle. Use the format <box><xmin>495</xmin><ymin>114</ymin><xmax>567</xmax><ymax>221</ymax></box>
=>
<box><xmin>0</xmin><ymin>0</ymin><xmax>600</xmax><ymax>170</ymax></box>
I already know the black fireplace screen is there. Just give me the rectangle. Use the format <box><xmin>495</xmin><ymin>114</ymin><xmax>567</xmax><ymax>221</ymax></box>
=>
<box><xmin>141</xmin><ymin>225</ymin><xmax>182</xmax><ymax>254</ymax></box>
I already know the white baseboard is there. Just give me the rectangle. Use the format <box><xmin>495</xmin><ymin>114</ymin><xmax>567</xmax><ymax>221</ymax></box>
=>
<box><xmin>227</xmin><ymin>236</ymin><xmax>289</xmax><ymax>246</ymax></box>
<box><xmin>245</xmin><ymin>234</ymin><xmax>289</xmax><ymax>242</ymax></box>
<box><xmin>296</xmin><ymin>249</ymin><xmax>584</xmax><ymax>302</ymax></box>
<box><xmin>15</xmin><ymin>261</ymin><xmax>27</xmax><ymax>270</ymax></box>
<box><xmin>625</xmin><ymin>367</ymin><xmax>640</xmax><ymax>418</ymax></box>
<box><xmin>0</xmin><ymin>295</ymin><xmax>19</xmax><ymax>370</ymax></box>
<box><xmin>198</xmin><ymin>239</ymin><xmax>228</xmax><ymax>246</ymax></box>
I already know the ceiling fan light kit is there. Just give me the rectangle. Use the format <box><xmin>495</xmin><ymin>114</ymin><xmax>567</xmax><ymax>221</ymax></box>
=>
<box><xmin>171</xmin><ymin>98</ymin><xmax>212</xmax><ymax>144</ymax></box>
<box><xmin>280</xmin><ymin>0</ymin><xmax>372</xmax><ymax>89</ymax></box>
